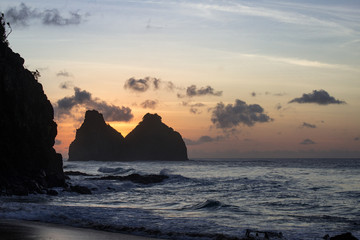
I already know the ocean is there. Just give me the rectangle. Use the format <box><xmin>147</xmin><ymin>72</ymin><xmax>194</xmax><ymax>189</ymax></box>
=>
<box><xmin>0</xmin><ymin>158</ymin><xmax>359</xmax><ymax>240</ymax></box>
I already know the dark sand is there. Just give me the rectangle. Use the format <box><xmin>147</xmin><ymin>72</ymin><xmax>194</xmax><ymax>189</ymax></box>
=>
<box><xmin>0</xmin><ymin>219</ymin><xmax>161</xmax><ymax>240</ymax></box>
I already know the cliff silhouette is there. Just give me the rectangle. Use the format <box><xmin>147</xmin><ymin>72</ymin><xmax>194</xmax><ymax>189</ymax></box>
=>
<box><xmin>68</xmin><ymin>110</ymin><xmax>188</xmax><ymax>161</ymax></box>
<box><xmin>0</xmin><ymin>19</ymin><xmax>65</xmax><ymax>195</ymax></box>
<box><xmin>68</xmin><ymin>110</ymin><xmax>125</xmax><ymax>161</ymax></box>
<box><xmin>125</xmin><ymin>113</ymin><xmax>188</xmax><ymax>160</ymax></box>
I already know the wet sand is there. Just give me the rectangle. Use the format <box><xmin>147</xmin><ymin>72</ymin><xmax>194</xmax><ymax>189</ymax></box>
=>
<box><xmin>0</xmin><ymin>219</ymin><xmax>161</xmax><ymax>240</ymax></box>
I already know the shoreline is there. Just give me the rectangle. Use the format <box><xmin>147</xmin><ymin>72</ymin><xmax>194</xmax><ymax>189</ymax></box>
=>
<box><xmin>0</xmin><ymin>219</ymin><xmax>163</xmax><ymax>240</ymax></box>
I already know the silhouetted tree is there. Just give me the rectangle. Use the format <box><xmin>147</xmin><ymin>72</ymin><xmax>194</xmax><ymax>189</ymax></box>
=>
<box><xmin>32</xmin><ymin>70</ymin><xmax>41</xmax><ymax>80</ymax></box>
<box><xmin>1</xmin><ymin>13</ymin><xmax>11</xmax><ymax>46</ymax></box>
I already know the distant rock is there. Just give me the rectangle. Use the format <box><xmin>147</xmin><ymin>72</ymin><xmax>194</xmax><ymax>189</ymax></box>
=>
<box><xmin>0</xmin><ymin>28</ymin><xmax>65</xmax><ymax>195</ymax></box>
<box><xmin>70</xmin><ymin>185</ymin><xmax>92</xmax><ymax>194</ymax></box>
<box><xmin>68</xmin><ymin>110</ymin><xmax>125</xmax><ymax>161</ymax></box>
<box><xmin>125</xmin><ymin>113</ymin><xmax>188</xmax><ymax>160</ymax></box>
<box><xmin>68</xmin><ymin>111</ymin><xmax>188</xmax><ymax>161</ymax></box>
<box><xmin>324</xmin><ymin>232</ymin><xmax>358</xmax><ymax>240</ymax></box>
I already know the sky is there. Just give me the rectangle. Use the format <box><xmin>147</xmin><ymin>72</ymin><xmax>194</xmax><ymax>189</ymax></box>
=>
<box><xmin>1</xmin><ymin>0</ymin><xmax>360</xmax><ymax>159</ymax></box>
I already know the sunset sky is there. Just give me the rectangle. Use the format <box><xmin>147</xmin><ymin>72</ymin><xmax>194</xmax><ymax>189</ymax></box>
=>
<box><xmin>2</xmin><ymin>0</ymin><xmax>360</xmax><ymax>159</ymax></box>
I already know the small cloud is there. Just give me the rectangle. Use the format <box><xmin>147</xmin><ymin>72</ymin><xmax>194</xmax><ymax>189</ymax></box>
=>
<box><xmin>211</xmin><ymin>99</ymin><xmax>273</xmax><ymax>129</ymax></box>
<box><xmin>184</xmin><ymin>135</ymin><xmax>224</xmax><ymax>145</ymax></box>
<box><xmin>140</xmin><ymin>99</ymin><xmax>158</xmax><ymax>109</ymax></box>
<box><xmin>189</xmin><ymin>108</ymin><xmax>201</xmax><ymax>114</ymax></box>
<box><xmin>182</xmin><ymin>102</ymin><xmax>206</xmax><ymax>114</ymax></box>
<box><xmin>124</xmin><ymin>77</ymin><xmax>176</xmax><ymax>93</ymax></box>
<box><xmin>5</xmin><ymin>3</ymin><xmax>86</xmax><ymax>26</ymax></box>
<box><xmin>55</xmin><ymin>139</ymin><xmax>62</xmax><ymax>145</ymax></box>
<box><xmin>265</xmin><ymin>91</ymin><xmax>286</xmax><ymax>96</ymax></box>
<box><xmin>275</xmin><ymin>103</ymin><xmax>282</xmax><ymax>110</ymax></box>
<box><xmin>166</xmin><ymin>81</ymin><xmax>176</xmax><ymax>91</ymax></box>
<box><xmin>289</xmin><ymin>90</ymin><xmax>346</xmax><ymax>105</ymax></box>
<box><xmin>273</xmin><ymin>92</ymin><xmax>286</xmax><ymax>97</ymax></box>
<box><xmin>56</xmin><ymin>70</ymin><xmax>72</xmax><ymax>77</ymax></box>
<box><xmin>42</xmin><ymin>9</ymin><xmax>82</xmax><ymax>26</ymax></box>
<box><xmin>179</xmin><ymin>85</ymin><xmax>222</xmax><ymax>98</ymax></box>
<box><xmin>251</xmin><ymin>92</ymin><xmax>256</xmax><ymax>97</ymax></box>
<box><xmin>54</xmin><ymin>87</ymin><xmax>133</xmax><ymax>122</ymax></box>
<box><xmin>301</xmin><ymin>122</ymin><xmax>317</xmax><ymax>129</ymax></box>
<box><xmin>354</xmin><ymin>137</ymin><xmax>360</xmax><ymax>141</ymax></box>
<box><xmin>59</xmin><ymin>81</ymin><xmax>74</xmax><ymax>89</ymax></box>
<box><xmin>124</xmin><ymin>77</ymin><xmax>152</xmax><ymax>92</ymax></box>
<box><xmin>300</xmin><ymin>138</ymin><xmax>316</xmax><ymax>145</ymax></box>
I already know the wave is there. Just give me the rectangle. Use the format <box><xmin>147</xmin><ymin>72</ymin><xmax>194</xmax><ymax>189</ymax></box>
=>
<box><xmin>0</xmin><ymin>202</ymin><xmax>247</xmax><ymax>240</ymax></box>
<box><xmin>181</xmin><ymin>199</ymin><xmax>231</xmax><ymax>211</ymax></box>
<box><xmin>98</xmin><ymin>167</ymin><xmax>134</xmax><ymax>175</ymax></box>
<box><xmin>193</xmin><ymin>199</ymin><xmax>223</xmax><ymax>210</ymax></box>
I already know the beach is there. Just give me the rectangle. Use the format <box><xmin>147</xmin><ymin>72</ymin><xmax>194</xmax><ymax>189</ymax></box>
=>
<box><xmin>0</xmin><ymin>219</ymin><xmax>161</xmax><ymax>240</ymax></box>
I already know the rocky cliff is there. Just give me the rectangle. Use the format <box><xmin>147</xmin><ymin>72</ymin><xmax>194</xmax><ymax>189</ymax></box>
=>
<box><xmin>0</xmin><ymin>34</ymin><xmax>65</xmax><ymax>195</ymax></box>
<box><xmin>68</xmin><ymin>110</ymin><xmax>125</xmax><ymax>161</ymax></box>
<box><xmin>68</xmin><ymin>111</ymin><xmax>188</xmax><ymax>161</ymax></box>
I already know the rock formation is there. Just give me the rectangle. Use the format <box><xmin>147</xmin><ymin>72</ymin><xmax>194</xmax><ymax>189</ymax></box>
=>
<box><xmin>68</xmin><ymin>111</ymin><xmax>188</xmax><ymax>161</ymax></box>
<box><xmin>0</xmin><ymin>25</ymin><xmax>65</xmax><ymax>195</ymax></box>
<box><xmin>125</xmin><ymin>113</ymin><xmax>188</xmax><ymax>160</ymax></box>
<box><xmin>68</xmin><ymin>110</ymin><xmax>125</xmax><ymax>161</ymax></box>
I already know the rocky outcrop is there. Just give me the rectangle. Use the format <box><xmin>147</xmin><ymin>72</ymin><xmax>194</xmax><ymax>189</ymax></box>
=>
<box><xmin>125</xmin><ymin>113</ymin><xmax>188</xmax><ymax>160</ymax></box>
<box><xmin>0</xmin><ymin>34</ymin><xmax>65</xmax><ymax>195</ymax></box>
<box><xmin>68</xmin><ymin>110</ymin><xmax>125</xmax><ymax>161</ymax></box>
<box><xmin>324</xmin><ymin>232</ymin><xmax>358</xmax><ymax>240</ymax></box>
<box><xmin>68</xmin><ymin>111</ymin><xmax>188</xmax><ymax>161</ymax></box>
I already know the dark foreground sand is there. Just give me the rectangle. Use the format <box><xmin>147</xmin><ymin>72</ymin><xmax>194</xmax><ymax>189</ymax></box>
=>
<box><xmin>0</xmin><ymin>219</ymin><xmax>162</xmax><ymax>240</ymax></box>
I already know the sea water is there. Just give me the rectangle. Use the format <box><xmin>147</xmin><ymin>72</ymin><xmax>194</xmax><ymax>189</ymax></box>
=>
<box><xmin>0</xmin><ymin>158</ymin><xmax>359</xmax><ymax>240</ymax></box>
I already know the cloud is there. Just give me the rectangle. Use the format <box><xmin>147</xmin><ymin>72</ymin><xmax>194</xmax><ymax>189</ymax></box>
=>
<box><xmin>354</xmin><ymin>137</ymin><xmax>359</xmax><ymax>141</ymax></box>
<box><xmin>182</xmin><ymin>102</ymin><xmax>206</xmax><ymax>114</ymax></box>
<box><xmin>42</xmin><ymin>9</ymin><xmax>82</xmax><ymax>26</ymax></box>
<box><xmin>5</xmin><ymin>3</ymin><xmax>85</xmax><ymax>26</ymax></box>
<box><xmin>88</xmin><ymin>101</ymin><xmax>133</xmax><ymax>122</ymax></box>
<box><xmin>300</xmin><ymin>138</ymin><xmax>316</xmax><ymax>145</ymax></box>
<box><xmin>124</xmin><ymin>77</ymin><xmax>152</xmax><ymax>92</ymax></box>
<box><xmin>180</xmin><ymin>85</ymin><xmax>222</xmax><ymax>98</ymax></box>
<box><xmin>275</xmin><ymin>103</ymin><xmax>282</xmax><ymax>110</ymax></box>
<box><xmin>184</xmin><ymin>135</ymin><xmax>224</xmax><ymax>146</ymax></box>
<box><xmin>273</xmin><ymin>92</ymin><xmax>287</xmax><ymax>97</ymax></box>
<box><xmin>55</xmin><ymin>87</ymin><xmax>133</xmax><ymax>122</ymax></box>
<box><xmin>59</xmin><ymin>81</ymin><xmax>74</xmax><ymax>89</ymax></box>
<box><xmin>289</xmin><ymin>90</ymin><xmax>346</xmax><ymax>105</ymax></box>
<box><xmin>56</xmin><ymin>70</ymin><xmax>72</xmax><ymax>77</ymax></box>
<box><xmin>211</xmin><ymin>99</ymin><xmax>272</xmax><ymax>129</ymax></box>
<box><xmin>301</xmin><ymin>122</ymin><xmax>317</xmax><ymax>129</ymax></box>
<box><xmin>251</xmin><ymin>92</ymin><xmax>256</xmax><ymax>97</ymax></box>
<box><xmin>265</xmin><ymin>91</ymin><xmax>287</xmax><ymax>97</ymax></box>
<box><xmin>140</xmin><ymin>99</ymin><xmax>158</xmax><ymax>109</ymax></box>
<box><xmin>241</xmin><ymin>54</ymin><xmax>356</xmax><ymax>71</ymax></box>
<box><xmin>124</xmin><ymin>77</ymin><xmax>177</xmax><ymax>93</ymax></box>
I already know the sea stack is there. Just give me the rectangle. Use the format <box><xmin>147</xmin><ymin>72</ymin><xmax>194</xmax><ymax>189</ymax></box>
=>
<box><xmin>125</xmin><ymin>113</ymin><xmax>188</xmax><ymax>160</ymax></box>
<box><xmin>68</xmin><ymin>111</ymin><xmax>188</xmax><ymax>161</ymax></box>
<box><xmin>0</xmin><ymin>24</ymin><xmax>65</xmax><ymax>195</ymax></box>
<box><xmin>68</xmin><ymin>110</ymin><xmax>125</xmax><ymax>161</ymax></box>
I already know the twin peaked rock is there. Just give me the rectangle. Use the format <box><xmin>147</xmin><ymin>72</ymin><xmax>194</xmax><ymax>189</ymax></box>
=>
<box><xmin>68</xmin><ymin>110</ymin><xmax>188</xmax><ymax>161</ymax></box>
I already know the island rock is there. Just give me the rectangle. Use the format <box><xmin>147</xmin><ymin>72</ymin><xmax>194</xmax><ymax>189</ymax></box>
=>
<box><xmin>125</xmin><ymin>113</ymin><xmax>188</xmax><ymax>160</ymax></box>
<box><xmin>68</xmin><ymin>110</ymin><xmax>125</xmax><ymax>161</ymax></box>
<box><xmin>68</xmin><ymin>112</ymin><xmax>188</xmax><ymax>161</ymax></box>
<box><xmin>0</xmin><ymin>30</ymin><xmax>65</xmax><ymax>195</ymax></box>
